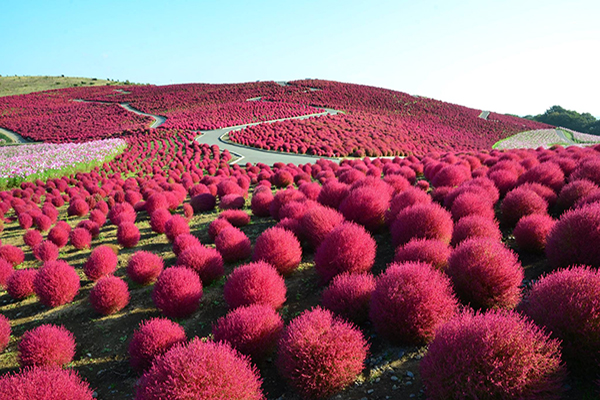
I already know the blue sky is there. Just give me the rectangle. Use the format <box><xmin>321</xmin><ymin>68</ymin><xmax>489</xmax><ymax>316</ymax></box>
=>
<box><xmin>2</xmin><ymin>0</ymin><xmax>599</xmax><ymax>117</ymax></box>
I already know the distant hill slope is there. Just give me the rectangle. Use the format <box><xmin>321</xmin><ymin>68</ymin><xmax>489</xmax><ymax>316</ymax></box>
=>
<box><xmin>0</xmin><ymin>75</ymin><xmax>130</xmax><ymax>97</ymax></box>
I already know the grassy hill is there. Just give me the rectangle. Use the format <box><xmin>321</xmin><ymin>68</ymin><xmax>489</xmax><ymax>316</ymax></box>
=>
<box><xmin>0</xmin><ymin>75</ymin><xmax>133</xmax><ymax>97</ymax></box>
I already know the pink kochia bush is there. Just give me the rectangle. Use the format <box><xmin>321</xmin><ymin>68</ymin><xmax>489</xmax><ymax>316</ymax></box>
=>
<box><xmin>23</xmin><ymin>229</ymin><xmax>43</xmax><ymax>248</ymax></box>
<box><xmin>0</xmin><ymin>314</ymin><xmax>10</xmax><ymax>352</ymax></box>
<box><xmin>300</xmin><ymin>205</ymin><xmax>345</xmax><ymax>249</ymax></box>
<box><xmin>164</xmin><ymin>215</ymin><xmax>190</xmax><ymax>242</ymax></box>
<box><xmin>70</xmin><ymin>227</ymin><xmax>92</xmax><ymax>250</ymax></box>
<box><xmin>0</xmin><ymin>259</ymin><xmax>12</xmax><ymax>288</ymax></box>
<box><xmin>370</xmin><ymin>262</ymin><xmax>458</xmax><ymax>345</ymax></box>
<box><xmin>0</xmin><ymin>366</ymin><xmax>94</xmax><ymax>400</ymax></box>
<box><xmin>18</xmin><ymin>324</ymin><xmax>75</xmax><ymax>367</ymax></box>
<box><xmin>31</xmin><ymin>241</ymin><xmax>58</xmax><ymax>263</ymax></box>
<box><xmin>501</xmin><ymin>187</ymin><xmax>548</xmax><ymax>227</ymax></box>
<box><xmin>6</xmin><ymin>268</ymin><xmax>37</xmax><ymax>300</ymax></box>
<box><xmin>450</xmin><ymin>214</ymin><xmax>502</xmax><ymax>246</ymax></box>
<box><xmin>212</xmin><ymin>304</ymin><xmax>284</xmax><ymax>361</ymax></box>
<box><xmin>252</xmin><ymin>227</ymin><xmax>302</xmax><ymax>276</ymax></box>
<box><xmin>223</xmin><ymin>261</ymin><xmax>287</xmax><ymax>309</ymax></box>
<box><xmin>175</xmin><ymin>245</ymin><xmax>224</xmax><ymax>284</ymax></box>
<box><xmin>546</xmin><ymin>203</ymin><xmax>600</xmax><ymax>269</ymax></box>
<box><xmin>420</xmin><ymin>310</ymin><xmax>566</xmax><ymax>400</ymax></box>
<box><xmin>446</xmin><ymin>238</ymin><xmax>523</xmax><ymax>310</ymax></box>
<box><xmin>149</xmin><ymin>208</ymin><xmax>171</xmax><ymax>234</ymax></box>
<box><xmin>339</xmin><ymin>186</ymin><xmax>389</xmax><ymax>232</ymax></box>
<box><xmin>89</xmin><ymin>276</ymin><xmax>130</xmax><ymax>315</ymax></box>
<box><xmin>277</xmin><ymin>307</ymin><xmax>368</xmax><ymax>399</ymax></box>
<box><xmin>321</xmin><ymin>272</ymin><xmax>375</xmax><ymax>324</ymax></box>
<box><xmin>84</xmin><ymin>245</ymin><xmax>118</xmax><ymax>281</ymax></box>
<box><xmin>394</xmin><ymin>238</ymin><xmax>451</xmax><ymax>270</ymax></box>
<box><xmin>520</xmin><ymin>266</ymin><xmax>600</xmax><ymax>375</ymax></box>
<box><xmin>215</xmin><ymin>226</ymin><xmax>252</xmax><ymax>263</ymax></box>
<box><xmin>0</xmin><ymin>245</ymin><xmax>25</xmax><ymax>266</ymax></box>
<box><xmin>172</xmin><ymin>233</ymin><xmax>201</xmax><ymax>256</ymax></box>
<box><xmin>513</xmin><ymin>214</ymin><xmax>555</xmax><ymax>253</ymax></box>
<box><xmin>128</xmin><ymin>317</ymin><xmax>187</xmax><ymax>372</ymax></box>
<box><xmin>152</xmin><ymin>267</ymin><xmax>202</xmax><ymax>318</ymax></box>
<box><xmin>314</xmin><ymin>222</ymin><xmax>376</xmax><ymax>283</ymax></box>
<box><xmin>135</xmin><ymin>339</ymin><xmax>264</xmax><ymax>400</ymax></box>
<box><xmin>390</xmin><ymin>203</ymin><xmax>453</xmax><ymax>247</ymax></box>
<box><xmin>127</xmin><ymin>251</ymin><xmax>164</xmax><ymax>285</ymax></box>
<box><xmin>117</xmin><ymin>222</ymin><xmax>141</xmax><ymax>248</ymax></box>
<box><xmin>33</xmin><ymin>261</ymin><xmax>80</xmax><ymax>308</ymax></box>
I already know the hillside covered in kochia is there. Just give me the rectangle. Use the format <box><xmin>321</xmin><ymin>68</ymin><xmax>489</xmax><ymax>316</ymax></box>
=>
<box><xmin>0</xmin><ymin>80</ymin><xmax>551</xmax><ymax>155</ymax></box>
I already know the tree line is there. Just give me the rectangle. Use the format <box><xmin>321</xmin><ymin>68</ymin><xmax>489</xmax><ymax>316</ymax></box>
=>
<box><xmin>521</xmin><ymin>105</ymin><xmax>600</xmax><ymax>135</ymax></box>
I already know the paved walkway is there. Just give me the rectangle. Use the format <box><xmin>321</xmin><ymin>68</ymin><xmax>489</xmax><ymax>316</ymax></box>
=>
<box><xmin>555</xmin><ymin>128</ymin><xmax>576</xmax><ymax>145</ymax></box>
<box><xmin>478</xmin><ymin>110</ymin><xmax>490</xmax><ymax>120</ymax></box>
<box><xmin>0</xmin><ymin>126</ymin><xmax>30</xmax><ymax>144</ymax></box>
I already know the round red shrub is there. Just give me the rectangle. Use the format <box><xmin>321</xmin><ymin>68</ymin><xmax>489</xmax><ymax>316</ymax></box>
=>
<box><xmin>385</xmin><ymin>187</ymin><xmax>432</xmax><ymax>225</ymax></box>
<box><xmin>70</xmin><ymin>227</ymin><xmax>92</xmax><ymax>250</ymax></box>
<box><xmin>447</xmin><ymin>238</ymin><xmax>523</xmax><ymax>310</ymax></box>
<box><xmin>33</xmin><ymin>260</ymin><xmax>80</xmax><ymax>308</ymax></box>
<box><xmin>164</xmin><ymin>215</ymin><xmax>189</xmax><ymax>242</ymax></box>
<box><xmin>488</xmin><ymin>169</ymin><xmax>519</xmax><ymax>196</ymax></box>
<box><xmin>83</xmin><ymin>245</ymin><xmax>118</xmax><ymax>281</ymax></box>
<box><xmin>67</xmin><ymin>198</ymin><xmax>89</xmax><ymax>217</ymax></box>
<box><xmin>0</xmin><ymin>259</ymin><xmax>13</xmax><ymax>288</ymax></box>
<box><xmin>219</xmin><ymin>209</ymin><xmax>250</xmax><ymax>226</ymax></box>
<box><xmin>108</xmin><ymin>202</ymin><xmax>137</xmax><ymax>225</ymax></box>
<box><xmin>269</xmin><ymin>188</ymin><xmax>305</xmax><ymax>220</ymax></box>
<box><xmin>431</xmin><ymin>164</ymin><xmax>471</xmax><ymax>188</ymax></box>
<box><xmin>299</xmin><ymin>181</ymin><xmax>321</xmax><ymax>200</ymax></box>
<box><xmin>252</xmin><ymin>227</ymin><xmax>302</xmax><ymax>276</ymax></box>
<box><xmin>18</xmin><ymin>213</ymin><xmax>33</xmax><ymax>229</ymax></box>
<box><xmin>300</xmin><ymin>205</ymin><xmax>345</xmax><ymax>249</ymax></box>
<box><xmin>18</xmin><ymin>324</ymin><xmax>75</xmax><ymax>367</ymax></box>
<box><xmin>215</xmin><ymin>227</ymin><xmax>252</xmax><ymax>263</ymax></box>
<box><xmin>370</xmin><ymin>262</ymin><xmax>458</xmax><ymax>344</ymax></box>
<box><xmin>420</xmin><ymin>310</ymin><xmax>566</xmax><ymax>399</ymax></box>
<box><xmin>514</xmin><ymin>214</ymin><xmax>556</xmax><ymax>253</ymax></box>
<box><xmin>321</xmin><ymin>272</ymin><xmax>375</xmax><ymax>324</ymax></box>
<box><xmin>175</xmin><ymin>245</ymin><xmax>224</xmax><ymax>284</ymax></box>
<box><xmin>314</xmin><ymin>222</ymin><xmax>376</xmax><ymax>283</ymax></box>
<box><xmin>33</xmin><ymin>241</ymin><xmax>59</xmax><ymax>262</ymax></box>
<box><xmin>190</xmin><ymin>193</ymin><xmax>216</xmax><ymax>213</ymax></box>
<box><xmin>317</xmin><ymin>179</ymin><xmax>350</xmax><ymax>209</ymax></box>
<box><xmin>152</xmin><ymin>267</ymin><xmax>202</xmax><ymax>318</ymax></box>
<box><xmin>6</xmin><ymin>268</ymin><xmax>37</xmax><ymax>300</ymax></box>
<box><xmin>278</xmin><ymin>200</ymin><xmax>311</xmax><ymax>220</ymax></box>
<box><xmin>0</xmin><ymin>314</ymin><xmax>10</xmax><ymax>352</ymax></box>
<box><xmin>0</xmin><ymin>245</ymin><xmax>25</xmax><ymax>267</ymax></box>
<box><xmin>117</xmin><ymin>222</ymin><xmax>140</xmax><ymax>248</ymax></box>
<box><xmin>520</xmin><ymin>266</ymin><xmax>600</xmax><ymax>375</ymax></box>
<box><xmin>557</xmin><ymin>179</ymin><xmax>598</xmax><ymax>212</ymax></box>
<box><xmin>250</xmin><ymin>191</ymin><xmax>273</xmax><ymax>217</ymax></box>
<box><xmin>135</xmin><ymin>338</ymin><xmax>264</xmax><ymax>400</ymax></box>
<box><xmin>148</xmin><ymin>208</ymin><xmax>170</xmax><ymax>234</ymax></box>
<box><xmin>212</xmin><ymin>304</ymin><xmax>284</xmax><ymax>361</ymax></box>
<box><xmin>23</xmin><ymin>229</ymin><xmax>43</xmax><ymax>248</ymax></box>
<box><xmin>394</xmin><ymin>238</ymin><xmax>451</xmax><ymax>270</ymax></box>
<box><xmin>0</xmin><ymin>366</ymin><xmax>94</xmax><ymax>400</ymax></box>
<box><xmin>339</xmin><ymin>186</ymin><xmax>388</xmax><ymax>232</ymax></box>
<box><xmin>390</xmin><ymin>203</ymin><xmax>453</xmax><ymax>247</ymax></box>
<box><xmin>223</xmin><ymin>261</ymin><xmax>287</xmax><ymax>309</ymax></box>
<box><xmin>517</xmin><ymin>161</ymin><xmax>565</xmax><ymax>193</ymax></box>
<box><xmin>76</xmin><ymin>220</ymin><xmax>100</xmax><ymax>238</ymax></box>
<box><xmin>128</xmin><ymin>317</ymin><xmax>187</xmax><ymax>372</ymax></box>
<box><xmin>277</xmin><ymin>307</ymin><xmax>368</xmax><ymax>399</ymax></box>
<box><xmin>172</xmin><ymin>233</ymin><xmax>201</xmax><ymax>256</ymax></box>
<box><xmin>145</xmin><ymin>192</ymin><xmax>169</xmax><ymax>214</ymax></box>
<box><xmin>33</xmin><ymin>214</ymin><xmax>52</xmax><ymax>232</ymax></box>
<box><xmin>48</xmin><ymin>226</ymin><xmax>69</xmax><ymax>248</ymax></box>
<box><xmin>501</xmin><ymin>187</ymin><xmax>548</xmax><ymax>227</ymax></box>
<box><xmin>450</xmin><ymin>191</ymin><xmax>495</xmax><ymax>221</ymax></box>
<box><xmin>127</xmin><ymin>251</ymin><xmax>164</xmax><ymax>285</ymax></box>
<box><xmin>451</xmin><ymin>215</ymin><xmax>502</xmax><ymax>246</ymax></box>
<box><xmin>546</xmin><ymin>203</ymin><xmax>600</xmax><ymax>269</ymax></box>
<box><xmin>519</xmin><ymin>182</ymin><xmax>558</xmax><ymax>208</ymax></box>
<box><xmin>220</xmin><ymin>194</ymin><xmax>245</xmax><ymax>210</ymax></box>
<box><xmin>89</xmin><ymin>276</ymin><xmax>130</xmax><ymax>315</ymax></box>
<box><xmin>207</xmin><ymin>217</ymin><xmax>232</xmax><ymax>241</ymax></box>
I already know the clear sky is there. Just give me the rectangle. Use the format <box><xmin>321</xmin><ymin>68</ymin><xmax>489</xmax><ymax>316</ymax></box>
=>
<box><xmin>2</xmin><ymin>0</ymin><xmax>599</xmax><ymax>117</ymax></box>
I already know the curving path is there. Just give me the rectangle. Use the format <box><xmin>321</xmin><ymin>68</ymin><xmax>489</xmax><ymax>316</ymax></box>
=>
<box><xmin>119</xmin><ymin>103</ymin><xmax>166</xmax><ymax>128</ymax></box>
<box><xmin>0</xmin><ymin>126</ymin><xmax>30</xmax><ymax>144</ymax></box>
<box><xmin>478</xmin><ymin>110</ymin><xmax>490</xmax><ymax>120</ymax></box>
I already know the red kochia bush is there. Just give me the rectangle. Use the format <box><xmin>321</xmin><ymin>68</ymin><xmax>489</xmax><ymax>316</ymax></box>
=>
<box><xmin>277</xmin><ymin>307</ymin><xmax>368</xmax><ymax>399</ymax></box>
<box><xmin>32</xmin><ymin>241</ymin><xmax>59</xmax><ymax>262</ymax></box>
<box><xmin>117</xmin><ymin>222</ymin><xmax>141</xmax><ymax>248</ymax></box>
<box><xmin>164</xmin><ymin>215</ymin><xmax>190</xmax><ymax>242</ymax></box>
<box><xmin>314</xmin><ymin>222</ymin><xmax>377</xmax><ymax>283</ymax></box>
<box><xmin>89</xmin><ymin>276</ymin><xmax>130</xmax><ymax>315</ymax></box>
<box><xmin>269</xmin><ymin>188</ymin><xmax>306</xmax><ymax>220</ymax></box>
<box><xmin>67</xmin><ymin>198</ymin><xmax>89</xmax><ymax>217</ymax></box>
<box><xmin>451</xmin><ymin>215</ymin><xmax>502</xmax><ymax>246</ymax></box>
<box><xmin>175</xmin><ymin>245</ymin><xmax>224</xmax><ymax>284</ymax></box>
<box><xmin>84</xmin><ymin>245</ymin><xmax>118</xmax><ymax>281</ymax></box>
<box><xmin>33</xmin><ymin>261</ymin><xmax>80</xmax><ymax>308</ymax></box>
<box><xmin>557</xmin><ymin>179</ymin><xmax>598</xmax><ymax>211</ymax></box>
<box><xmin>18</xmin><ymin>213</ymin><xmax>33</xmax><ymax>229</ymax></box>
<box><xmin>48</xmin><ymin>226</ymin><xmax>69</xmax><ymax>248</ymax></box>
<box><xmin>517</xmin><ymin>161</ymin><xmax>565</xmax><ymax>193</ymax></box>
<box><xmin>385</xmin><ymin>187</ymin><xmax>432</xmax><ymax>225</ymax></box>
<box><xmin>172</xmin><ymin>233</ymin><xmax>201</xmax><ymax>256</ymax></box>
<box><xmin>212</xmin><ymin>304</ymin><xmax>284</xmax><ymax>361</ymax></box>
<box><xmin>23</xmin><ymin>229</ymin><xmax>43</xmax><ymax>248</ymax></box>
<box><xmin>0</xmin><ymin>366</ymin><xmax>94</xmax><ymax>400</ymax></box>
<box><xmin>135</xmin><ymin>338</ymin><xmax>264</xmax><ymax>400</ymax></box>
<box><xmin>219</xmin><ymin>209</ymin><xmax>251</xmax><ymax>226</ymax></box>
<box><xmin>0</xmin><ymin>314</ymin><xmax>10</xmax><ymax>352</ymax></box>
<box><xmin>128</xmin><ymin>317</ymin><xmax>187</xmax><ymax>372</ymax></box>
<box><xmin>520</xmin><ymin>266</ymin><xmax>600</xmax><ymax>375</ymax></box>
<box><xmin>219</xmin><ymin>194</ymin><xmax>245</xmax><ymax>210</ymax></box>
<box><xmin>152</xmin><ymin>267</ymin><xmax>202</xmax><ymax>318</ymax></box>
<box><xmin>546</xmin><ymin>203</ymin><xmax>600</xmax><ymax>269</ymax></box>
<box><xmin>252</xmin><ymin>227</ymin><xmax>302</xmax><ymax>276</ymax></box>
<box><xmin>370</xmin><ymin>262</ymin><xmax>458</xmax><ymax>345</ymax></box>
<box><xmin>339</xmin><ymin>186</ymin><xmax>389</xmax><ymax>232</ymax></box>
<box><xmin>0</xmin><ymin>259</ymin><xmax>13</xmax><ymax>288</ymax></box>
<box><xmin>447</xmin><ymin>238</ymin><xmax>523</xmax><ymax>310</ymax></box>
<box><xmin>391</xmin><ymin>203</ymin><xmax>453</xmax><ymax>247</ymax></box>
<box><xmin>33</xmin><ymin>214</ymin><xmax>52</xmax><ymax>232</ymax></box>
<box><xmin>6</xmin><ymin>268</ymin><xmax>37</xmax><ymax>300</ymax></box>
<box><xmin>300</xmin><ymin>206</ymin><xmax>345</xmax><ymax>249</ymax></box>
<box><xmin>450</xmin><ymin>191</ymin><xmax>495</xmax><ymax>221</ymax></box>
<box><xmin>0</xmin><ymin>245</ymin><xmax>25</xmax><ymax>266</ymax></box>
<box><xmin>70</xmin><ymin>227</ymin><xmax>92</xmax><ymax>250</ymax></box>
<box><xmin>223</xmin><ymin>261</ymin><xmax>287</xmax><ymax>310</ymax></box>
<box><xmin>149</xmin><ymin>208</ymin><xmax>171</xmax><ymax>234</ymax></box>
<box><xmin>321</xmin><ymin>272</ymin><xmax>375</xmax><ymax>324</ymax></box>
<box><xmin>251</xmin><ymin>191</ymin><xmax>274</xmax><ymax>217</ymax></box>
<box><xmin>207</xmin><ymin>217</ymin><xmax>233</xmax><ymax>241</ymax></box>
<box><xmin>127</xmin><ymin>251</ymin><xmax>164</xmax><ymax>285</ymax></box>
<box><xmin>317</xmin><ymin>179</ymin><xmax>350</xmax><ymax>209</ymax></box>
<box><xmin>18</xmin><ymin>324</ymin><xmax>75</xmax><ymax>367</ymax></box>
<box><xmin>501</xmin><ymin>187</ymin><xmax>548</xmax><ymax>227</ymax></box>
<box><xmin>514</xmin><ymin>214</ymin><xmax>556</xmax><ymax>253</ymax></box>
<box><xmin>215</xmin><ymin>227</ymin><xmax>252</xmax><ymax>263</ymax></box>
<box><xmin>394</xmin><ymin>238</ymin><xmax>451</xmax><ymax>270</ymax></box>
<box><xmin>420</xmin><ymin>310</ymin><xmax>565</xmax><ymax>400</ymax></box>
